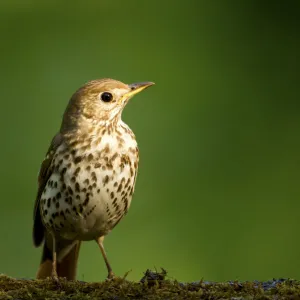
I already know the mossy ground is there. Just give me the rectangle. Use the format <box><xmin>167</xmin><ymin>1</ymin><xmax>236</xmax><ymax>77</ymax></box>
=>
<box><xmin>1</xmin><ymin>270</ymin><xmax>300</xmax><ymax>299</ymax></box>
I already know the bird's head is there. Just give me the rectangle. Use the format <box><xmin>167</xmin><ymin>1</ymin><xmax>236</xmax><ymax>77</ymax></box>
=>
<box><xmin>61</xmin><ymin>78</ymin><xmax>154</xmax><ymax>133</ymax></box>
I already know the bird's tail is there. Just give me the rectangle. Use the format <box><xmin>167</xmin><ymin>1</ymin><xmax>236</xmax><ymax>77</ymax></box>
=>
<box><xmin>36</xmin><ymin>240</ymin><xmax>81</xmax><ymax>280</ymax></box>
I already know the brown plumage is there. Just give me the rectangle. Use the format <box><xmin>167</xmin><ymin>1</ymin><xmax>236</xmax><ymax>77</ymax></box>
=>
<box><xmin>33</xmin><ymin>78</ymin><xmax>154</xmax><ymax>280</ymax></box>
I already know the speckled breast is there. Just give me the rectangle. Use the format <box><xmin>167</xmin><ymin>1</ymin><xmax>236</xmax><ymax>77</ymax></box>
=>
<box><xmin>39</xmin><ymin>125</ymin><xmax>139</xmax><ymax>241</ymax></box>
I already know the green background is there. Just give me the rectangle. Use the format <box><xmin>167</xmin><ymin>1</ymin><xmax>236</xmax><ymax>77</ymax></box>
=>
<box><xmin>0</xmin><ymin>1</ymin><xmax>299</xmax><ymax>282</ymax></box>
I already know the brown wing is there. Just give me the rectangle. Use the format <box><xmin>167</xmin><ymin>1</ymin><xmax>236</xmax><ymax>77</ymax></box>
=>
<box><xmin>33</xmin><ymin>133</ymin><xmax>63</xmax><ymax>247</ymax></box>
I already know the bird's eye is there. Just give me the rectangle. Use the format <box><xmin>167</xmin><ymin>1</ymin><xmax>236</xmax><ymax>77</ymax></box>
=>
<box><xmin>101</xmin><ymin>92</ymin><xmax>113</xmax><ymax>102</ymax></box>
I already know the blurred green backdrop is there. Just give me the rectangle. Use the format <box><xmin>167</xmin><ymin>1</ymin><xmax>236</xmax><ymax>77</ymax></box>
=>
<box><xmin>0</xmin><ymin>0</ymin><xmax>299</xmax><ymax>283</ymax></box>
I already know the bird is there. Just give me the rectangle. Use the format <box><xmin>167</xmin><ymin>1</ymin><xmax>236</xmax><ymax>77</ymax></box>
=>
<box><xmin>33</xmin><ymin>78</ymin><xmax>154</xmax><ymax>280</ymax></box>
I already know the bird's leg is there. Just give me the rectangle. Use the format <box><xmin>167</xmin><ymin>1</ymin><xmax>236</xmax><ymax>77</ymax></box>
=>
<box><xmin>51</xmin><ymin>234</ymin><xmax>59</xmax><ymax>281</ymax></box>
<box><xmin>96</xmin><ymin>236</ymin><xmax>115</xmax><ymax>279</ymax></box>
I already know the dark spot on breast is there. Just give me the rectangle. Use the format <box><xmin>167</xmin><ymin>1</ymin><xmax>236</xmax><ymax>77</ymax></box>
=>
<box><xmin>56</xmin><ymin>202</ymin><xmax>60</xmax><ymax>209</ymax></box>
<box><xmin>111</xmin><ymin>153</ymin><xmax>118</xmax><ymax>161</ymax></box>
<box><xmin>123</xmin><ymin>198</ymin><xmax>128</xmax><ymax>212</ymax></box>
<box><xmin>90</xmin><ymin>204</ymin><xmax>96</xmax><ymax>213</ymax></box>
<box><xmin>86</xmin><ymin>165</ymin><xmax>91</xmax><ymax>171</ymax></box>
<box><xmin>91</xmin><ymin>172</ymin><xmax>97</xmax><ymax>181</ymax></box>
<box><xmin>74</xmin><ymin>156</ymin><xmax>82</xmax><ymax>164</ymax></box>
<box><xmin>83</xmin><ymin>196</ymin><xmax>89</xmax><ymax>206</ymax></box>
<box><xmin>130</xmin><ymin>187</ymin><xmax>134</xmax><ymax>196</ymax></box>
<box><xmin>94</xmin><ymin>162</ymin><xmax>101</xmax><ymax>168</ymax></box>
<box><xmin>103</xmin><ymin>175</ymin><xmax>109</xmax><ymax>185</ymax></box>
<box><xmin>74</xmin><ymin>167</ymin><xmax>81</xmax><ymax>176</ymax></box>
<box><xmin>87</xmin><ymin>153</ymin><xmax>93</xmax><ymax>161</ymax></box>
<box><xmin>75</xmin><ymin>182</ymin><xmax>80</xmax><ymax>193</ymax></box>
<box><xmin>60</xmin><ymin>211</ymin><xmax>66</xmax><ymax>220</ymax></box>
<box><xmin>117</xmin><ymin>184</ymin><xmax>123</xmax><ymax>193</ymax></box>
<box><xmin>128</xmin><ymin>147</ymin><xmax>135</xmax><ymax>154</ymax></box>
<box><xmin>125</xmin><ymin>178</ymin><xmax>131</xmax><ymax>188</ymax></box>
<box><xmin>68</xmin><ymin>186</ymin><xmax>73</xmax><ymax>195</ymax></box>
<box><xmin>96</xmin><ymin>136</ymin><xmax>102</xmax><ymax>145</ymax></box>
<box><xmin>110</xmin><ymin>192</ymin><xmax>114</xmax><ymax>199</ymax></box>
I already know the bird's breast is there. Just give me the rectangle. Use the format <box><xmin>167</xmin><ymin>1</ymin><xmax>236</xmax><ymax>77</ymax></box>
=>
<box><xmin>40</xmin><ymin>126</ymin><xmax>139</xmax><ymax>241</ymax></box>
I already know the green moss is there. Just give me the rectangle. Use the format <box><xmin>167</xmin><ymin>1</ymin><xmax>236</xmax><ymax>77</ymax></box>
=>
<box><xmin>1</xmin><ymin>270</ymin><xmax>300</xmax><ymax>299</ymax></box>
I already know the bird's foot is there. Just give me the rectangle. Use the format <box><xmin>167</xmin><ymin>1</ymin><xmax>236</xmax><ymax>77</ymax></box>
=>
<box><xmin>51</xmin><ymin>272</ymin><xmax>61</xmax><ymax>289</ymax></box>
<box><xmin>106</xmin><ymin>271</ymin><xmax>115</xmax><ymax>280</ymax></box>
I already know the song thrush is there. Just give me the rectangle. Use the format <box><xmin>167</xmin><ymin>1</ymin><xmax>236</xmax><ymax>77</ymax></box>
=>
<box><xmin>33</xmin><ymin>78</ymin><xmax>154</xmax><ymax>280</ymax></box>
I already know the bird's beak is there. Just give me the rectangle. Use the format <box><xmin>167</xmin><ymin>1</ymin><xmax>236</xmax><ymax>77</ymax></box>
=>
<box><xmin>126</xmin><ymin>82</ymin><xmax>155</xmax><ymax>98</ymax></box>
